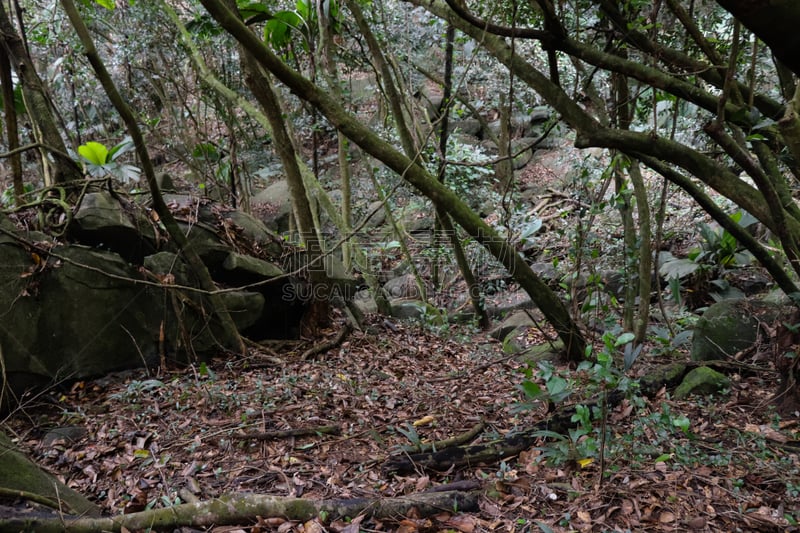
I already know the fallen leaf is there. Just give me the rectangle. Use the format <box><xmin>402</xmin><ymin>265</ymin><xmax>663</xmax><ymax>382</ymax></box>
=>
<box><xmin>302</xmin><ymin>519</ymin><xmax>325</xmax><ymax>533</ymax></box>
<box><xmin>412</xmin><ymin>415</ymin><xmax>436</xmax><ymax>427</ymax></box>
<box><xmin>396</xmin><ymin>519</ymin><xmax>419</xmax><ymax>533</ymax></box>
<box><xmin>444</xmin><ymin>514</ymin><xmax>477</xmax><ymax>532</ymax></box>
<box><xmin>688</xmin><ymin>516</ymin><xmax>706</xmax><ymax>530</ymax></box>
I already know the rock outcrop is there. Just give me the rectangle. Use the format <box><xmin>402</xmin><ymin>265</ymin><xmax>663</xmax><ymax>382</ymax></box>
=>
<box><xmin>0</xmin><ymin>192</ymin><xmax>316</xmax><ymax>410</ymax></box>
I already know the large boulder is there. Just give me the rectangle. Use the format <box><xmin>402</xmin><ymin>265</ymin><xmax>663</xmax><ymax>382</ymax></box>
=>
<box><xmin>0</xmin><ymin>196</ymin><xmax>309</xmax><ymax>410</ymax></box>
<box><xmin>252</xmin><ymin>180</ymin><xmax>293</xmax><ymax>233</ymax></box>
<box><xmin>691</xmin><ymin>297</ymin><xmax>785</xmax><ymax>361</ymax></box>
<box><xmin>0</xmin><ymin>244</ymin><xmax>264</xmax><ymax>402</ymax></box>
<box><xmin>71</xmin><ymin>191</ymin><xmax>156</xmax><ymax>262</ymax></box>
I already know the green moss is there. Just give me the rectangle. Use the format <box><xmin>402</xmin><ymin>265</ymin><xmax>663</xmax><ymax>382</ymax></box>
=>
<box><xmin>674</xmin><ymin>367</ymin><xmax>730</xmax><ymax>399</ymax></box>
<box><xmin>0</xmin><ymin>430</ymin><xmax>100</xmax><ymax>517</ymax></box>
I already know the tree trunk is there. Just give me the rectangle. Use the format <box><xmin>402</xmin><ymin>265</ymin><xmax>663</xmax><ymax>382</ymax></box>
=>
<box><xmin>0</xmin><ymin>43</ymin><xmax>22</xmax><ymax>205</ymax></box>
<box><xmin>198</xmin><ymin>0</ymin><xmax>586</xmax><ymax>361</ymax></box>
<box><xmin>239</xmin><ymin>52</ymin><xmax>331</xmax><ymax>333</ymax></box>
<box><xmin>0</xmin><ymin>2</ymin><xmax>81</xmax><ymax>185</ymax></box>
<box><xmin>61</xmin><ymin>0</ymin><xmax>245</xmax><ymax>354</ymax></box>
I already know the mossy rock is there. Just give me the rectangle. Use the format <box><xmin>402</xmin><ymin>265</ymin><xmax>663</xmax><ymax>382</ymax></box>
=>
<box><xmin>0</xmin><ymin>430</ymin><xmax>100</xmax><ymax>517</ymax></box>
<box><xmin>390</xmin><ymin>299</ymin><xmax>444</xmax><ymax>324</ymax></box>
<box><xmin>674</xmin><ymin>367</ymin><xmax>731</xmax><ymax>399</ymax></box>
<box><xmin>640</xmin><ymin>363</ymin><xmax>687</xmax><ymax>396</ymax></box>
<box><xmin>691</xmin><ymin>299</ymin><xmax>783</xmax><ymax>361</ymax></box>
<box><xmin>518</xmin><ymin>339</ymin><xmax>565</xmax><ymax>363</ymax></box>
<box><xmin>489</xmin><ymin>310</ymin><xmax>537</xmax><ymax>341</ymax></box>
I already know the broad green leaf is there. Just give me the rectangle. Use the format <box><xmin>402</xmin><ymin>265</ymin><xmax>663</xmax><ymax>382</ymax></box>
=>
<box><xmin>192</xmin><ymin>142</ymin><xmax>221</xmax><ymax>161</ymax></box>
<box><xmin>107</xmin><ymin>136</ymin><xmax>135</xmax><ymax>160</ymax></box>
<box><xmin>238</xmin><ymin>0</ymin><xmax>273</xmax><ymax>22</ymax></box>
<box><xmin>614</xmin><ymin>332</ymin><xmax>635</xmax><ymax>346</ymax></box>
<box><xmin>672</xmin><ymin>415</ymin><xmax>691</xmax><ymax>433</ymax></box>
<box><xmin>78</xmin><ymin>141</ymin><xmax>110</xmax><ymax>165</ymax></box>
<box><xmin>295</xmin><ymin>0</ymin><xmax>311</xmax><ymax>20</ymax></box>
<box><xmin>547</xmin><ymin>375</ymin><xmax>567</xmax><ymax>395</ymax></box>
<box><xmin>519</xmin><ymin>380</ymin><xmax>543</xmax><ymax>400</ymax></box>
<box><xmin>659</xmin><ymin>257</ymin><xmax>699</xmax><ymax>280</ymax></box>
<box><xmin>265</xmin><ymin>10</ymin><xmax>302</xmax><ymax>49</ymax></box>
<box><xmin>94</xmin><ymin>0</ymin><xmax>115</xmax><ymax>10</ymax></box>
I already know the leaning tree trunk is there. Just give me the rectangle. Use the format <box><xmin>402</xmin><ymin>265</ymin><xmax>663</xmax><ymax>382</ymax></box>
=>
<box><xmin>198</xmin><ymin>0</ymin><xmax>587</xmax><ymax>361</ymax></box>
<box><xmin>60</xmin><ymin>0</ymin><xmax>245</xmax><ymax>354</ymax></box>
<box><xmin>0</xmin><ymin>2</ymin><xmax>81</xmax><ymax>185</ymax></box>
<box><xmin>238</xmin><ymin>52</ymin><xmax>331</xmax><ymax>334</ymax></box>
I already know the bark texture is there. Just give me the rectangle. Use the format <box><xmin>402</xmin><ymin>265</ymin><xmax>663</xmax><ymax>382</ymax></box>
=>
<box><xmin>716</xmin><ymin>0</ymin><xmax>800</xmax><ymax>77</ymax></box>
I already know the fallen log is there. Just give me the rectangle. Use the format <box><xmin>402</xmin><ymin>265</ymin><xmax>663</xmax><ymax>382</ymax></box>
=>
<box><xmin>0</xmin><ymin>490</ymin><xmax>478</xmax><ymax>533</ymax></box>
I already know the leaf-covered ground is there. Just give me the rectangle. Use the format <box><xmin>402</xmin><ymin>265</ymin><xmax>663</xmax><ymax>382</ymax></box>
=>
<box><xmin>4</xmin><ymin>312</ymin><xmax>800</xmax><ymax>532</ymax></box>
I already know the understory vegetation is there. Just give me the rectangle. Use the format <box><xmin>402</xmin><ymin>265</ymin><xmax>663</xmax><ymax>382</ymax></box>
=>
<box><xmin>2</xmin><ymin>0</ymin><xmax>800</xmax><ymax>531</ymax></box>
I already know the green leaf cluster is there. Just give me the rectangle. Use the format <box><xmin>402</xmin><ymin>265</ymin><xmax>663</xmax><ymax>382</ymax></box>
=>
<box><xmin>77</xmin><ymin>137</ymin><xmax>141</xmax><ymax>183</ymax></box>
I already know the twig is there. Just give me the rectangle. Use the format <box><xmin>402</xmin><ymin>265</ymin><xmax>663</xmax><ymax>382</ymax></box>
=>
<box><xmin>230</xmin><ymin>425</ymin><xmax>341</xmax><ymax>441</ymax></box>
<box><xmin>398</xmin><ymin>419</ymin><xmax>485</xmax><ymax>454</ymax></box>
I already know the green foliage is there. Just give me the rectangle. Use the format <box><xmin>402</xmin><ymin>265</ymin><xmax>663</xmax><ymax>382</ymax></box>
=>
<box><xmin>261</xmin><ymin>0</ymin><xmax>340</xmax><ymax>53</ymax></box>
<box><xmin>89</xmin><ymin>0</ymin><xmax>115</xmax><ymax>10</ymax></box>
<box><xmin>265</xmin><ymin>9</ymin><xmax>304</xmax><ymax>50</ymax></box>
<box><xmin>518</xmin><ymin>331</ymin><xmax>642</xmax><ymax>467</ymax></box>
<box><xmin>0</xmin><ymin>83</ymin><xmax>25</xmax><ymax>115</ymax></box>
<box><xmin>77</xmin><ymin>137</ymin><xmax>141</xmax><ymax>183</ymax></box>
<box><xmin>1</xmin><ymin>183</ymin><xmax>34</xmax><ymax>207</ymax></box>
<box><xmin>659</xmin><ymin>210</ymin><xmax>757</xmax><ymax>306</ymax></box>
<box><xmin>660</xmin><ymin>209</ymin><xmax>756</xmax><ymax>283</ymax></box>
<box><xmin>517</xmin><ymin>360</ymin><xmax>572</xmax><ymax>407</ymax></box>
<box><xmin>78</xmin><ymin>141</ymin><xmax>110</xmax><ymax>166</ymax></box>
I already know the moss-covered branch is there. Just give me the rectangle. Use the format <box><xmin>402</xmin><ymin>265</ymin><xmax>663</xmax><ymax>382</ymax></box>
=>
<box><xmin>1</xmin><ymin>491</ymin><xmax>479</xmax><ymax>532</ymax></box>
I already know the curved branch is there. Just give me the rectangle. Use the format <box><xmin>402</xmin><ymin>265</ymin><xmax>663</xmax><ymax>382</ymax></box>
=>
<box><xmin>441</xmin><ymin>0</ymin><xmax>549</xmax><ymax>39</ymax></box>
<box><xmin>638</xmin><ymin>154</ymin><xmax>799</xmax><ymax>298</ymax></box>
<box><xmin>414</xmin><ymin>0</ymin><xmax>792</xmax><ymax>237</ymax></box>
<box><xmin>198</xmin><ymin>0</ymin><xmax>587</xmax><ymax>361</ymax></box>
<box><xmin>574</xmin><ymin>126</ymin><xmax>794</xmax><ymax>234</ymax></box>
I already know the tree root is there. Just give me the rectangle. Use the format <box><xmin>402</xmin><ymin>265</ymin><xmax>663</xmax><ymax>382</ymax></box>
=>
<box><xmin>301</xmin><ymin>322</ymin><xmax>352</xmax><ymax>360</ymax></box>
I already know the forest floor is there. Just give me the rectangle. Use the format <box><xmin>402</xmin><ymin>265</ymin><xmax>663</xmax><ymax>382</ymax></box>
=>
<box><xmin>3</xmin><ymin>131</ymin><xmax>799</xmax><ymax>531</ymax></box>
<box><xmin>4</xmin><ymin>309</ymin><xmax>800</xmax><ymax>532</ymax></box>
